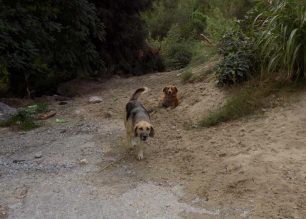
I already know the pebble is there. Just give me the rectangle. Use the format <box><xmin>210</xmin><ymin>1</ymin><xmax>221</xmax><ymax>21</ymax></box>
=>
<box><xmin>104</xmin><ymin>111</ymin><xmax>112</xmax><ymax>118</ymax></box>
<box><xmin>79</xmin><ymin>159</ymin><xmax>88</xmax><ymax>165</ymax></box>
<box><xmin>34</xmin><ymin>152</ymin><xmax>42</xmax><ymax>159</ymax></box>
<box><xmin>88</xmin><ymin>96</ymin><xmax>103</xmax><ymax>103</ymax></box>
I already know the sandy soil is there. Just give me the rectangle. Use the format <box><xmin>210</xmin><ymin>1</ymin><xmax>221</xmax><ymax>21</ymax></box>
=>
<box><xmin>0</xmin><ymin>66</ymin><xmax>306</xmax><ymax>219</ymax></box>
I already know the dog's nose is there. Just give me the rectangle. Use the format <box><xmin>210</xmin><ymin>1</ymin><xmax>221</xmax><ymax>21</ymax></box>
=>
<box><xmin>168</xmin><ymin>91</ymin><xmax>172</xmax><ymax>95</ymax></box>
<box><xmin>142</xmin><ymin>136</ymin><xmax>147</xmax><ymax>141</ymax></box>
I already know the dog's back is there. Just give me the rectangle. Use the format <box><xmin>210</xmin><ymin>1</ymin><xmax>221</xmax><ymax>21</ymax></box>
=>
<box><xmin>125</xmin><ymin>87</ymin><xmax>150</xmax><ymax>124</ymax></box>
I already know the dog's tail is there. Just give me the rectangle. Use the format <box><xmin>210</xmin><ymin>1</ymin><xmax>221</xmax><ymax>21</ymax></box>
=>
<box><xmin>130</xmin><ymin>87</ymin><xmax>149</xmax><ymax>101</ymax></box>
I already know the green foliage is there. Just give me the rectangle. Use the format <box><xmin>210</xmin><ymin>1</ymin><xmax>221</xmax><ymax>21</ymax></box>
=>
<box><xmin>216</xmin><ymin>31</ymin><xmax>257</xmax><ymax>85</ymax></box>
<box><xmin>0</xmin><ymin>103</ymin><xmax>48</xmax><ymax>131</ymax></box>
<box><xmin>95</xmin><ymin>0</ymin><xmax>153</xmax><ymax>74</ymax></box>
<box><xmin>144</xmin><ymin>0</ymin><xmax>207</xmax><ymax>41</ymax></box>
<box><xmin>164</xmin><ymin>42</ymin><xmax>193</xmax><ymax>69</ymax></box>
<box><xmin>0</xmin><ymin>0</ymin><xmax>105</xmax><ymax>96</ymax></box>
<box><xmin>143</xmin><ymin>0</ymin><xmax>252</xmax><ymax>70</ymax></box>
<box><xmin>205</xmin><ymin>8</ymin><xmax>239</xmax><ymax>41</ymax></box>
<box><xmin>157</xmin><ymin>25</ymin><xmax>193</xmax><ymax>69</ymax></box>
<box><xmin>188</xmin><ymin>44</ymin><xmax>217</xmax><ymax>68</ymax></box>
<box><xmin>0</xmin><ymin>111</ymin><xmax>39</xmax><ymax>131</ymax></box>
<box><xmin>251</xmin><ymin>0</ymin><xmax>305</xmax><ymax>80</ymax></box>
<box><xmin>143</xmin><ymin>0</ymin><xmax>208</xmax><ymax>70</ymax></box>
<box><xmin>0</xmin><ymin>0</ymin><xmax>153</xmax><ymax>96</ymax></box>
<box><xmin>205</xmin><ymin>0</ymin><xmax>255</xmax><ymax>19</ymax></box>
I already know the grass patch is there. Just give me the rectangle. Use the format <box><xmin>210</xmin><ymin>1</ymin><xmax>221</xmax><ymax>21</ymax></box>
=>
<box><xmin>0</xmin><ymin>111</ymin><xmax>39</xmax><ymax>131</ymax></box>
<box><xmin>199</xmin><ymin>80</ymin><xmax>306</xmax><ymax>127</ymax></box>
<box><xmin>188</xmin><ymin>44</ymin><xmax>217</xmax><ymax>68</ymax></box>
<box><xmin>200</xmin><ymin>88</ymin><xmax>262</xmax><ymax>127</ymax></box>
<box><xmin>180</xmin><ymin>69</ymin><xmax>193</xmax><ymax>83</ymax></box>
<box><xmin>191</xmin><ymin>66</ymin><xmax>215</xmax><ymax>83</ymax></box>
<box><xmin>0</xmin><ymin>103</ymin><xmax>48</xmax><ymax>131</ymax></box>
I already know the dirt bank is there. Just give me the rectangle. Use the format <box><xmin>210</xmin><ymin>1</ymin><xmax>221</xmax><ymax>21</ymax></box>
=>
<box><xmin>1</xmin><ymin>68</ymin><xmax>305</xmax><ymax>218</ymax></box>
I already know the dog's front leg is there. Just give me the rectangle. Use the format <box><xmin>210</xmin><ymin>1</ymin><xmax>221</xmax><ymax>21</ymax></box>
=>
<box><xmin>131</xmin><ymin>137</ymin><xmax>137</xmax><ymax>147</ymax></box>
<box><xmin>137</xmin><ymin>143</ymin><xmax>144</xmax><ymax>160</ymax></box>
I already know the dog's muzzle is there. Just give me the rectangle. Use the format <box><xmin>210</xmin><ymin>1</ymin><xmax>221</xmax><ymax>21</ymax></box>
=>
<box><xmin>140</xmin><ymin>134</ymin><xmax>148</xmax><ymax>141</ymax></box>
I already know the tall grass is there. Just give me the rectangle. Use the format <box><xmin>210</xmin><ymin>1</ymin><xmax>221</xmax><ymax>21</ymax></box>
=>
<box><xmin>252</xmin><ymin>0</ymin><xmax>305</xmax><ymax>80</ymax></box>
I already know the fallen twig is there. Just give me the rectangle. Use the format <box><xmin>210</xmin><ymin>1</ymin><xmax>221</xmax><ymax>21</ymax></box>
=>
<box><xmin>99</xmin><ymin>154</ymin><xmax>127</xmax><ymax>172</ymax></box>
<box><xmin>38</xmin><ymin>111</ymin><xmax>57</xmax><ymax>120</ymax></box>
<box><xmin>199</xmin><ymin>34</ymin><xmax>214</xmax><ymax>46</ymax></box>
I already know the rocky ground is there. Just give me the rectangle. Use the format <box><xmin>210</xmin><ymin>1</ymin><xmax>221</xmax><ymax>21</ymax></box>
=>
<box><xmin>0</xmin><ymin>66</ymin><xmax>306</xmax><ymax>218</ymax></box>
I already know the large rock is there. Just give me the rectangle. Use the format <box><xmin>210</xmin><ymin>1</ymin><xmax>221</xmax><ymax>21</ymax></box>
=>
<box><xmin>0</xmin><ymin>102</ymin><xmax>17</xmax><ymax>121</ymax></box>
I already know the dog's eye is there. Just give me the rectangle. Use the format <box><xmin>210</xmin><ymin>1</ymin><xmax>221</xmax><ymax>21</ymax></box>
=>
<box><xmin>146</xmin><ymin>127</ymin><xmax>150</xmax><ymax>131</ymax></box>
<box><xmin>139</xmin><ymin>127</ymin><xmax>143</xmax><ymax>131</ymax></box>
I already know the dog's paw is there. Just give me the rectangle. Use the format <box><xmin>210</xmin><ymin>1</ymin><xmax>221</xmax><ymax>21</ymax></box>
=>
<box><xmin>137</xmin><ymin>152</ymin><xmax>144</xmax><ymax>160</ymax></box>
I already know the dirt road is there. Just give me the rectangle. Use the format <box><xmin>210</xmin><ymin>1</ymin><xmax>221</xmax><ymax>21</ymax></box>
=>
<box><xmin>1</xmin><ymin>69</ymin><xmax>305</xmax><ymax>218</ymax></box>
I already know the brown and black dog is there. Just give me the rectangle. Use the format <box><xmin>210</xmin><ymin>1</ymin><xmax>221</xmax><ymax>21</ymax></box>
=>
<box><xmin>124</xmin><ymin>87</ymin><xmax>154</xmax><ymax>160</ymax></box>
<box><xmin>159</xmin><ymin>85</ymin><xmax>179</xmax><ymax>109</ymax></box>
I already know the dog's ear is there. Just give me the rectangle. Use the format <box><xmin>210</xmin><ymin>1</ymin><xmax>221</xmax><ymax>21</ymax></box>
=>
<box><xmin>172</xmin><ymin>86</ymin><xmax>178</xmax><ymax>94</ymax></box>
<box><xmin>134</xmin><ymin>126</ymin><xmax>138</xmax><ymax>137</ymax></box>
<box><xmin>162</xmin><ymin>87</ymin><xmax>167</xmax><ymax>93</ymax></box>
<box><xmin>149</xmin><ymin>126</ymin><xmax>155</xmax><ymax>137</ymax></box>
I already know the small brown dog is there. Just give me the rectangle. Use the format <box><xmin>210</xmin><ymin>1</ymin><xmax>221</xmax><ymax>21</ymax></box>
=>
<box><xmin>159</xmin><ymin>85</ymin><xmax>179</xmax><ymax>109</ymax></box>
<box><xmin>124</xmin><ymin>87</ymin><xmax>154</xmax><ymax>160</ymax></box>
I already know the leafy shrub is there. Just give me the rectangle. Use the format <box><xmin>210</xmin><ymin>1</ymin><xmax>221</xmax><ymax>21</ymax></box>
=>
<box><xmin>0</xmin><ymin>0</ymin><xmax>154</xmax><ymax>97</ymax></box>
<box><xmin>0</xmin><ymin>0</ymin><xmax>106</xmax><ymax>97</ymax></box>
<box><xmin>216</xmin><ymin>31</ymin><xmax>257</xmax><ymax>85</ymax></box>
<box><xmin>251</xmin><ymin>0</ymin><xmax>305</xmax><ymax>80</ymax></box>
<box><xmin>143</xmin><ymin>0</ymin><xmax>252</xmax><ymax>70</ymax></box>
<box><xmin>159</xmin><ymin>25</ymin><xmax>194</xmax><ymax>69</ymax></box>
<box><xmin>165</xmin><ymin>43</ymin><xmax>193</xmax><ymax>69</ymax></box>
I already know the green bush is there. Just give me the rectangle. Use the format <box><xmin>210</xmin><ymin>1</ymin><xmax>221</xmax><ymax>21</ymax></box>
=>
<box><xmin>165</xmin><ymin>43</ymin><xmax>193</xmax><ymax>69</ymax></box>
<box><xmin>158</xmin><ymin>25</ymin><xmax>194</xmax><ymax>69</ymax></box>
<box><xmin>0</xmin><ymin>0</ymin><xmax>106</xmax><ymax>96</ymax></box>
<box><xmin>205</xmin><ymin>8</ymin><xmax>239</xmax><ymax>41</ymax></box>
<box><xmin>143</xmin><ymin>0</ymin><xmax>252</xmax><ymax>70</ymax></box>
<box><xmin>216</xmin><ymin>31</ymin><xmax>257</xmax><ymax>85</ymax></box>
<box><xmin>0</xmin><ymin>0</ymin><xmax>154</xmax><ymax>97</ymax></box>
<box><xmin>143</xmin><ymin>0</ymin><xmax>208</xmax><ymax>70</ymax></box>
